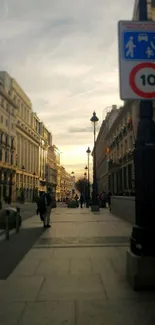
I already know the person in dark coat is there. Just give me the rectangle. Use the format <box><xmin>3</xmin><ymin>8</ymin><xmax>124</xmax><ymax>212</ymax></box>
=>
<box><xmin>80</xmin><ymin>193</ymin><xmax>84</xmax><ymax>208</ymax></box>
<box><xmin>106</xmin><ymin>191</ymin><xmax>112</xmax><ymax>211</ymax></box>
<box><xmin>36</xmin><ymin>192</ymin><xmax>46</xmax><ymax>223</ymax></box>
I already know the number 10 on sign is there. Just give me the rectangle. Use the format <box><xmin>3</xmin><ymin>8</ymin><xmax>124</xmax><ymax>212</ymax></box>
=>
<box><xmin>129</xmin><ymin>63</ymin><xmax>155</xmax><ymax>99</ymax></box>
<box><xmin>141</xmin><ymin>74</ymin><xmax>155</xmax><ymax>86</ymax></box>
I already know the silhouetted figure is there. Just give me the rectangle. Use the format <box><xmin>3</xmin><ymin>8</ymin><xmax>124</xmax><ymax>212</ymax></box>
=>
<box><xmin>106</xmin><ymin>191</ymin><xmax>112</xmax><ymax>211</ymax></box>
<box><xmin>80</xmin><ymin>193</ymin><xmax>84</xmax><ymax>208</ymax></box>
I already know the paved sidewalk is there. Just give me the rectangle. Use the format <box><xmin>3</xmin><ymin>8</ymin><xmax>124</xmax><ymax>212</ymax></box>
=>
<box><xmin>1</xmin><ymin>208</ymin><xmax>155</xmax><ymax>324</ymax></box>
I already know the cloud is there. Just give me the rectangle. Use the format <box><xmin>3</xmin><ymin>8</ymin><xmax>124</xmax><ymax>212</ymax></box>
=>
<box><xmin>68</xmin><ymin>125</ymin><xmax>100</xmax><ymax>133</ymax></box>
<box><xmin>0</xmin><ymin>0</ymin><xmax>134</xmax><ymax>173</ymax></box>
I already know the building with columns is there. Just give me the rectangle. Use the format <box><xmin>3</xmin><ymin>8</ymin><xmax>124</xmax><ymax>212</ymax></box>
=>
<box><xmin>46</xmin><ymin>145</ymin><xmax>57</xmax><ymax>198</ymax></box>
<box><xmin>11</xmin><ymin>77</ymin><xmax>40</xmax><ymax>201</ymax></box>
<box><xmin>0</xmin><ymin>71</ymin><xmax>71</xmax><ymax>202</ymax></box>
<box><xmin>60</xmin><ymin>166</ymin><xmax>72</xmax><ymax>200</ymax></box>
<box><xmin>95</xmin><ymin>105</ymin><xmax>120</xmax><ymax>193</ymax></box>
<box><xmin>53</xmin><ymin>146</ymin><xmax>61</xmax><ymax>200</ymax></box>
<box><xmin>0</xmin><ymin>71</ymin><xmax>40</xmax><ymax>201</ymax></box>
<box><xmin>0</xmin><ymin>75</ymin><xmax>17</xmax><ymax>202</ymax></box>
<box><xmin>38</xmin><ymin>122</ymin><xmax>52</xmax><ymax>195</ymax></box>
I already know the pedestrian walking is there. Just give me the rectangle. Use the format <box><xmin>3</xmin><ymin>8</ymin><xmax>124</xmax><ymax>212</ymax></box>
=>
<box><xmin>80</xmin><ymin>193</ymin><xmax>84</xmax><ymax>209</ymax></box>
<box><xmin>43</xmin><ymin>190</ymin><xmax>53</xmax><ymax>228</ymax></box>
<box><xmin>36</xmin><ymin>192</ymin><xmax>46</xmax><ymax>223</ymax></box>
<box><xmin>101</xmin><ymin>191</ymin><xmax>106</xmax><ymax>208</ymax></box>
<box><xmin>106</xmin><ymin>191</ymin><xmax>112</xmax><ymax>212</ymax></box>
<box><xmin>36</xmin><ymin>190</ymin><xmax>52</xmax><ymax>228</ymax></box>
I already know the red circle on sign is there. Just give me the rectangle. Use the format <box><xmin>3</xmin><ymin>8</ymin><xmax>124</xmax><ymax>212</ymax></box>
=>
<box><xmin>129</xmin><ymin>62</ymin><xmax>155</xmax><ymax>99</ymax></box>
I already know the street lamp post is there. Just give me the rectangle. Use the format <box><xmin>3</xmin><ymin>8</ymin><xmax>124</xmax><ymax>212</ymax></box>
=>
<box><xmin>86</xmin><ymin>147</ymin><xmax>91</xmax><ymax>203</ymax></box>
<box><xmin>84</xmin><ymin>165</ymin><xmax>89</xmax><ymax>208</ymax></box>
<box><xmin>71</xmin><ymin>171</ymin><xmax>75</xmax><ymax>198</ymax></box>
<box><xmin>84</xmin><ymin>172</ymin><xmax>87</xmax><ymax>202</ymax></box>
<box><xmin>90</xmin><ymin>112</ymin><xmax>99</xmax><ymax>212</ymax></box>
<box><xmin>127</xmin><ymin>0</ymin><xmax>155</xmax><ymax>290</ymax></box>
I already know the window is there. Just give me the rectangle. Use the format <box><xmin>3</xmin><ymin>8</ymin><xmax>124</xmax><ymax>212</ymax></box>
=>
<box><xmin>125</xmin><ymin>139</ymin><xmax>128</xmax><ymax>152</ymax></box>
<box><xmin>1</xmin><ymin>99</ymin><xmax>4</xmax><ymax>107</ymax></box>
<box><xmin>11</xmin><ymin>137</ymin><xmax>14</xmax><ymax>148</ymax></box>
<box><xmin>12</xmin><ymin>123</ymin><xmax>14</xmax><ymax>130</ymax></box>
<box><xmin>0</xmin><ymin>149</ymin><xmax>2</xmax><ymax>161</ymax></box>
<box><xmin>128</xmin><ymin>164</ymin><xmax>132</xmax><ymax>190</ymax></box>
<box><xmin>6</xmin><ymin>104</ymin><xmax>9</xmax><ymax>111</ymax></box>
<box><xmin>5</xmin><ymin>151</ymin><xmax>8</xmax><ymax>163</ymax></box>
<box><xmin>11</xmin><ymin>154</ymin><xmax>13</xmax><ymax>165</ymax></box>
<box><xmin>130</xmin><ymin>136</ymin><xmax>133</xmax><ymax>148</ymax></box>
<box><xmin>6</xmin><ymin>119</ymin><xmax>8</xmax><ymax>127</ymax></box>
<box><xmin>123</xmin><ymin>167</ymin><xmax>127</xmax><ymax>189</ymax></box>
<box><xmin>1</xmin><ymin>116</ymin><xmax>3</xmax><ymax>123</ymax></box>
<box><xmin>6</xmin><ymin>135</ymin><xmax>8</xmax><ymax>145</ymax></box>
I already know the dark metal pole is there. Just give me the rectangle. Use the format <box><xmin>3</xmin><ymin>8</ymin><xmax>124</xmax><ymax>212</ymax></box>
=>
<box><xmin>92</xmin><ymin>122</ymin><xmax>98</xmax><ymax>205</ymax></box>
<box><xmin>88</xmin><ymin>154</ymin><xmax>90</xmax><ymax>199</ymax></box>
<box><xmin>130</xmin><ymin>0</ymin><xmax>155</xmax><ymax>256</ymax></box>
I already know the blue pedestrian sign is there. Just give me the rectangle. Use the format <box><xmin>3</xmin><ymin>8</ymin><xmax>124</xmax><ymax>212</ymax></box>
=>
<box><xmin>118</xmin><ymin>21</ymin><xmax>155</xmax><ymax>100</ymax></box>
<box><xmin>123</xmin><ymin>32</ymin><xmax>155</xmax><ymax>60</ymax></box>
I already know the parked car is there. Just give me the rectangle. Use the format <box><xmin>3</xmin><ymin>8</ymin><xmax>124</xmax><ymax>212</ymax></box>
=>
<box><xmin>0</xmin><ymin>207</ymin><xmax>22</xmax><ymax>230</ymax></box>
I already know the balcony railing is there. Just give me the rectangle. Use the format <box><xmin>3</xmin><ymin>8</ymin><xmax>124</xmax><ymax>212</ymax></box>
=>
<box><xmin>109</xmin><ymin>122</ymin><xmax>133</xmax><ymax>150</ymax></box>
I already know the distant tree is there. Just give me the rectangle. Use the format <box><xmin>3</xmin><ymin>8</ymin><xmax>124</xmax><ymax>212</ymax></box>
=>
<box><xmin>75</xmin><ymin>178</ymin><xmax>90</xmax><ymax>195</ymax></box>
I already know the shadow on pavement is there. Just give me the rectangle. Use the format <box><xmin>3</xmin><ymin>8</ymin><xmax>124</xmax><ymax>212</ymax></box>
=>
<box><xmin>0</xmin><ymin>227</ymin><xmax>44</xmax><ymax>279</ymax></box>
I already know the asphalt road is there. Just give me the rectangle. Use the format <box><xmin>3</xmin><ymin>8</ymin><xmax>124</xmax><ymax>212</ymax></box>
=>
<box><xmin>0</xmin><ymin>203</ymin><xmax>37</xmax><ymax>240</ymax></box>
<box><xmin>2</xmin><ymin>202</ymin><xmax>37</xmax><ymax>221</ymax></box>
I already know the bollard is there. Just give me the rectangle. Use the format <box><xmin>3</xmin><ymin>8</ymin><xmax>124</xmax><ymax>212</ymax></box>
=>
<box><xmin>16</xmin><ymin>207</ymin><xmax>20</xmax><ymax>233</ymax></box>
<box><xmin>5</xmin><ymin>210</ymin><xmax>9</xmax><ymax>240</ymax></box>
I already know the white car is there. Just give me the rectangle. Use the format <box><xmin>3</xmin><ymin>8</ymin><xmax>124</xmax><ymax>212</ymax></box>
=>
<box><xmin>138</xmin><ymin>34</ymin><xmax>148</xmax><ymax>42</ymax></box>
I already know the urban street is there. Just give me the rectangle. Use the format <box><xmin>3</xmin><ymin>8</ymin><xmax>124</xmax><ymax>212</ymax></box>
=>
<box><xmin>1</xmin><ymin>0</ymin><xmax>155</xmax><ymax>324</ymax></box>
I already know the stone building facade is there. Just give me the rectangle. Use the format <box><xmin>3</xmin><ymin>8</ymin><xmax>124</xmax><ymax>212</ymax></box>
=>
<box><xmin>0</xmin><ymin>71</ymin><xmax>70</xmax><ymax>202</ymax></box>
<box><xmin>95</xmin><ymin>101</ymin><xmax>140</xmax><ymax>196</ymax></box>
<box><xmin>0</xmin><ymin>75</ymin><xmax>17</xmax><ymax>202</ymax></box>
<box><xmin>46</xmin><ymin>145</ymin><xmax>57</xmax><ymax>198</ymax></box>
<box><xmin>95</xmin><ymin>105</ymin><xmax>120</xmax><ymax>193</ymax></box>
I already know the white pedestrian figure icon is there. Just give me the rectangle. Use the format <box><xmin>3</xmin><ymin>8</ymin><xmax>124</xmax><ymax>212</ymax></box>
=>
<box><xmin>146</xmin><ymin>46</ymin><xmax>154</xmax><ymax>58</ymax></box>
<box><xmin>125</xmin><ymin>36</ymin><xmax>136</xmax><ymax>58</ymax></box>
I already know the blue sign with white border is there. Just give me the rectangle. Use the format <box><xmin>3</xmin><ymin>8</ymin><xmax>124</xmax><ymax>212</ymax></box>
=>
<box><xmin>123</xmin><ymin>31</ymin><xmax>155</xmax><ymax>61</ymax></box>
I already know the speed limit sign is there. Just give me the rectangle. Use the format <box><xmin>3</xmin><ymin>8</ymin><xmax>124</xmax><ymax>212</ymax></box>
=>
<box><xmin>118</xmin><ymin>21</ymin><xmax>155</xmax><ymax>100</ymax></box>
<box><xmin>129</xmin><ymin>63</ymin><xmax>155</xmax><ymax>99</ymax></box>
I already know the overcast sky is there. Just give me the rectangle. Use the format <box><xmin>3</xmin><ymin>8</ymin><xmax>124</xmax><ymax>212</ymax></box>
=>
<box><xmin>0</xmin><ymin>0</ymin><xmax>134</xmax><ymax>177</ymax></box>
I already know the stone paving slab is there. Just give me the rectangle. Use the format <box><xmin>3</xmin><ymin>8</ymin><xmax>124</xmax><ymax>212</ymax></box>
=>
<box><xmin>37</xmin><ymin>274</ymin><xmax>107</xmax><ymax>301</ymax></box>
<box><xmin>10</xmin><ymin>259</ymin><xmax>41</xmax><ymax>277</ymax></box>
<box><xmin>36</xmin><ymin>235</ymin><xmax>129</xmax><ymax>246</ymax></box>
<box><xmin>0</xmin><ymin>276</ymin><xmax>44</xmax><ymax>302</ymax></box>
<box><xmin>76</xmin><ymin>300</ymin><xmax>155</xmax><ymax>325</ymax></box>
<box><xmin>41</xmin><ymin>222</ymin><xmax>131</xmax><ymax>239</ymax></box>
<box><xmin>53</xmin><ymin>246</ymin><xmax>126</xmax><ymax>258</ymax></box>
<box><xmin>0</xmin><ymin>227</ymin><xmax>44</xmax><ymax>279</ymax></box>
<box><xmin>70</xmin><ymin>258</ymin><xmax>92</xmax><ymax>274</ymax></box>
<box><xmin>19</xmin><ymin>301</ymin><xmax>75</xmax><ymax>325</ymax></box>
<box><xmin>36</xmin><ymin>258</ymin><xmax>70</xmax><ymax>275</ymax></box>
<box><xmin>0</xmin><ymin>303</ymin><xmax>25</xmax><ymax>325</ymax></box>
